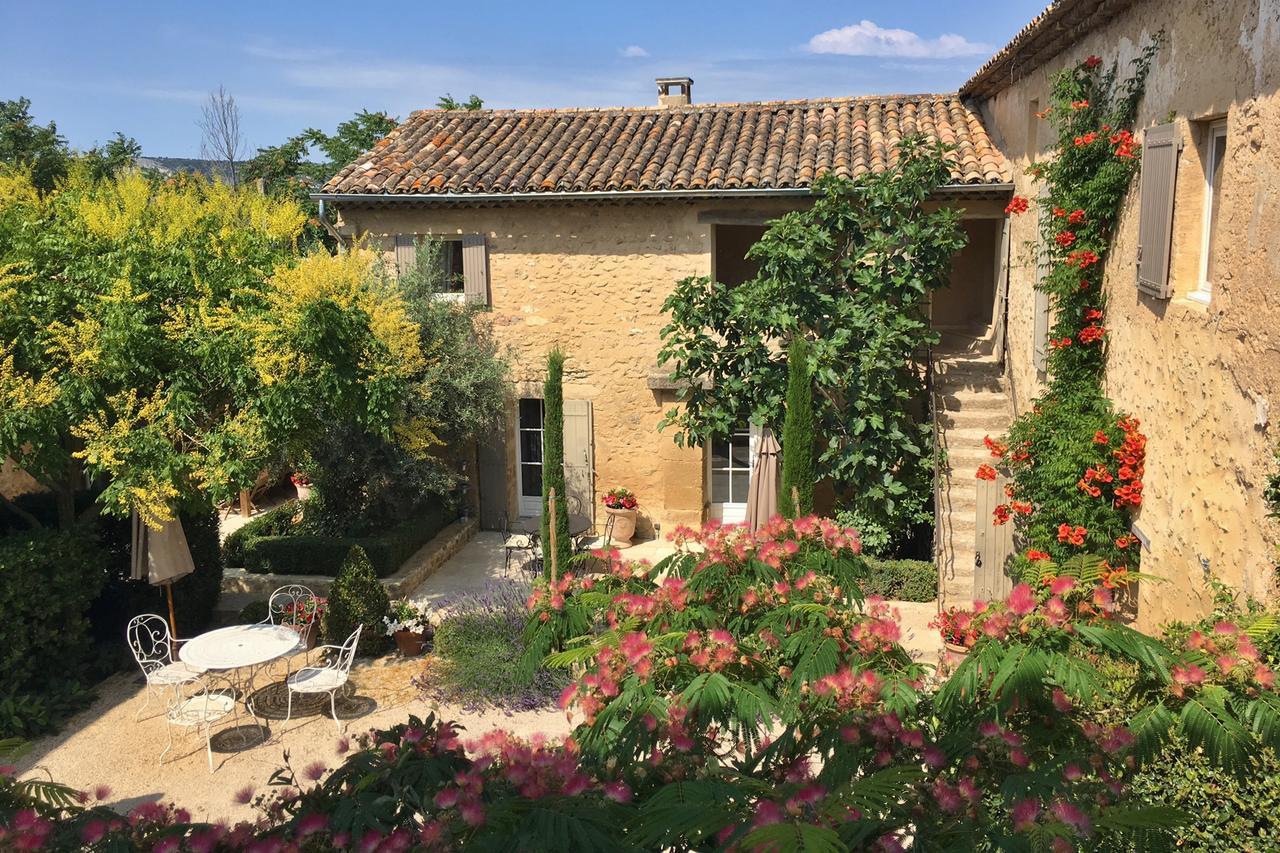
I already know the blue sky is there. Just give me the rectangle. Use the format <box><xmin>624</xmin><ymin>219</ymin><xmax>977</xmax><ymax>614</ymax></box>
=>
<box><xmin>2</xmin><ymin>1</ymin><xmax>1046</xmax><ymax>158</ymax></box>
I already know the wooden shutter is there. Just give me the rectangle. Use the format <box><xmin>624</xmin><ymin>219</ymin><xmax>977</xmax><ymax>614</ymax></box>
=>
<box><xmin>394</xmin><ymin>234</ymin><xmax>416</xmax><ymax>276</ymax></box>
<box><xmin>562</xmin><ymin>400</ymin><xmax>594</xmax><ymax>527</ymax></box>
<box><xmin>974</xmin><ymin>475</ymin><xmax>1017</xmax><ymax>600</ymax></box>
<box><xmin>1136</xmin><ymin>123</ymin><xmax>1182</xmax><ymax>298</ymax></box>
<box><xmin>461</xmin><ymin>233</ymin><xmax>489</xmax><ymax>305</ymax></box>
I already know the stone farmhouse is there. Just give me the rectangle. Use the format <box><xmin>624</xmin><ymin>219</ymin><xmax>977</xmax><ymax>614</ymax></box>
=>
<box><xmin>0</xmin><ymin>0</ymin><xmax>1255</xmax><ymax>626</ymax></box>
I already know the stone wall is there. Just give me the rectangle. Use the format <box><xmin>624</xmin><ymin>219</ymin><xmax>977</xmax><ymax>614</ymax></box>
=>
<box><xmin>976</xmin><ymin>0</ymin><xmax>1280</xmax><ymax>625</ymax></box>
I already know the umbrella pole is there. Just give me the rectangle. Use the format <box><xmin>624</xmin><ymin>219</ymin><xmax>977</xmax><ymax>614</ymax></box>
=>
<box><xmin>164</xmin><ymin>582</ymin><xmax>178</xmax><ymax>651</ymax></box>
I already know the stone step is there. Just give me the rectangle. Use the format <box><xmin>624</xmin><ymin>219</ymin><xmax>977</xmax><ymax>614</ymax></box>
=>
<box><xmin>937</xmin><ymin>406</ymin><xmax>1013</xmax><ymax>429</ymax></box>
<box><xmin>935</xmin><ymin>391</ymin><xmax>1011</xmax><ymax>413</ymax></box>
<box><xmin>940</xmin><ymin>427</ymin><xmax>1002</xmax><ymax>450</ymax></box>
<box><xmin>932</xmin><ymin>358</ymin><xmax>1004</xmax><ymax>382</ymax></box>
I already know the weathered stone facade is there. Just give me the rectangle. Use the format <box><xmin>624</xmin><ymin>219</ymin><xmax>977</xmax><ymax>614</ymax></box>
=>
<box><xmin>972</xmin><ymin>0</ymin><xmax>1280</xmax><ymax>626</ymax></box>
<box><xmin>334</xmin><ymin>196</ymin><xmax>1006</xmax><ymax>543</ymax></box>
<box><xmin>333</xmin><ymin>199</ymin><xmax>809</xmax><ymax>537</ymax></box>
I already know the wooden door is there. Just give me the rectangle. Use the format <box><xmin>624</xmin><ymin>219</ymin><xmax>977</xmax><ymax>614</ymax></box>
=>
<box><xmin>974</xmin><ymin>475</ymin><xmax>1017</xmax><ymax>600</ymax></box>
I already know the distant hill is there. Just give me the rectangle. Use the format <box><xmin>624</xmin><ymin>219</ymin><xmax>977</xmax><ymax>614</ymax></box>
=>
<box><xmin>134</xmin><ymin>156</ymin><xmax>245</xmax><ymax>183</ymax></box>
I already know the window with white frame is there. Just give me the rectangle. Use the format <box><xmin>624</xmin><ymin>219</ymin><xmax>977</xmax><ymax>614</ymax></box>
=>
<box><xmin>1193</xmin><ymin>120</ymin><xmax>1227</xmax><ymax>303</ymax></box>
<box><xmin>707</xmin><ymin>424</ymin><xmax>758</xmax><ymax>523</ymax></box>
<box><xmin>516</xmin><ymin>398</ymin><xmax>545</xmax><ymax>516</ymax></box>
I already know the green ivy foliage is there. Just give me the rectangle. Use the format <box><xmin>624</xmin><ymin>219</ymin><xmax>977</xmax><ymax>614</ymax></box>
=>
<box><xmin>658</xmin><ymin>138</ymin><xmax>966</xmax><ymax>538</ymax></box>
<box><xmin>997</xmin><ymin>44</ymin><xmax>1161</xmax><ymax>574</ymax></box>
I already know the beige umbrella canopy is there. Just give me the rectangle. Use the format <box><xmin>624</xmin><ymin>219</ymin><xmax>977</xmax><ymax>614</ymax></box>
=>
<box><xmin>131</xmin><ymin>511</ymin><xmax>196</xmax><ymax>638</ymax></box>
<box><xmin>745</xmin><ymin>428</ymin><xmax>781</xmax><ymax>532</ymax></box>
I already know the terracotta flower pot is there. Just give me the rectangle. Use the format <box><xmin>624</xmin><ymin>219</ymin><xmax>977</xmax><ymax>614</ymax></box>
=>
<box><xmin>944</xmin><ymin>640</ymin><xmax>970</xmax><ymax>659</ymax></box>
<box><xmin>604</xmin><ymin>506</ymin><xmax>638</xmax><ymax>548</ymax></box>
<box><xmin>394</xmin><ymin>630</ymin><xmax>428</xmax><ymax>656</ymax></box>
<box><xmin>284</xmin><ymin>622</ymin><xmax>318</xmax><ymax>650</ymax></box>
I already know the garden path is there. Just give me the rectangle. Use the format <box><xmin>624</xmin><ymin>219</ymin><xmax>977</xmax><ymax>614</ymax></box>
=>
<box><xmin>408</xmin><ymin>531</ymin><xmax>943</xmax><ymax>663</ymax></box>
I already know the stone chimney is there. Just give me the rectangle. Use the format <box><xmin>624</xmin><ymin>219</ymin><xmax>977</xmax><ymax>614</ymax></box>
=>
<box><xmin>656</xmin><ymin>77</ymin><xmax>693</xmax><ymax>107</ymax></box>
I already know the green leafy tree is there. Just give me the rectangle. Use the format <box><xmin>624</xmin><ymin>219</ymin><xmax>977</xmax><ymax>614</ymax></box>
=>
<box><xmin>540</xmin><ymin>348</ymin><xmax>572</xmax><ymax>575</ymax></box>
<box><xmin>0</xmin><ymin>98</ymin><xmax>69</xmax><ymax>192</ymax></box>
<box><xmin>435</xmin><ymin>93</ymin><xmax>484</xmax><ymax>111</ymax></box>
<box><xmin>658</xmin><ymin>138</ymin><xmax>965</xmax><ymax>539</ymax></box>
<box><xmin>779</xmin><ymin>335</ymin><xmax>816</xmax><ymax>518</ymax></box>
<box><xmin>82</xmin><ymin>132</ymin><xmax>143</xmax><ymax>181</ymax></box>
<box><xmin>0</xmin><ymin>169</ymin><xmax>430</xmax><ymax>531</ymax></box>
<box><xmin>243</xmin><ymin>109</ymin><xmax>399</xmax><ymax>246</ymax></box>
<box><xmin>325</xmin><ymin>545</ymin><xmax>389</xmax><ymax>655</ymax></box>
<box><xmin>305</xmin><ymin>240</ymin><xmax>509</xmax><ymax>535</ymax></box>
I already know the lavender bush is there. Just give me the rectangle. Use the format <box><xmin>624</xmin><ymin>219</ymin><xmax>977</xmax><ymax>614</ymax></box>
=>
<box><xmin>415</xmin><ymin>580</ymin><xmax>566</xmax><ymax>712</ymax></box>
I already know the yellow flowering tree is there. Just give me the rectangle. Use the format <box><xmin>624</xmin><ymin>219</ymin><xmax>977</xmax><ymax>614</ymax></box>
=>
<box><xmin>0</xmin><ymin>166</ymin><xmax>429</xmax><ymax>530</ymax></box>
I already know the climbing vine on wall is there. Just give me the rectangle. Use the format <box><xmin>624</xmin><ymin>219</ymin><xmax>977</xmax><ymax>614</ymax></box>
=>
<box><xmin>981</xmin><ymin>44</ymin><xmax>1161</xmax><ymax>584</ymax></box>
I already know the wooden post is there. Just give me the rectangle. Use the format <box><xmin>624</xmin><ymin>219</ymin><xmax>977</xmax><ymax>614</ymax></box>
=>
<box><xmin>239</xmin><ymin>489</ymin><xmax>251</xmax><ymax>518</ymax></box>
<box><xmin>548</xmin><ymin>488</ymin><xmax>559</xmax><ymax>583</ymax></box>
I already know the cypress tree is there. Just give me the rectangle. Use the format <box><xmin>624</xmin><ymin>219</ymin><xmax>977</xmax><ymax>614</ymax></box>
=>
<box><xmin>780</xmin><ymin>336</ymin><xmax>816</xmax><ymax>518</ymax></box>
<box><xmin>540</xmin><ymin>348</ymin><xmax>572</xmax><ymax>574</ymax></box>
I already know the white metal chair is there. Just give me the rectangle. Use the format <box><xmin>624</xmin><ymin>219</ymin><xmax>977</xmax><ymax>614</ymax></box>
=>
<box><xmin>263</xmin><ymin>584</ymin><xmax>320</xmax><ymax>678</ymax></box>
<box><xmin>160</xmin><ymin>679</ymin><xmax>237</xmax><ymax>772</ymax></box>
<box><xmin>283</xmin><ymin>625</ymin><xmax>361</xmax><ymax>733</ymax></box>
<box><xmin>126</xmin><ymin>614</ymin><xmax>205</xmax><ymax>720</ymax></box>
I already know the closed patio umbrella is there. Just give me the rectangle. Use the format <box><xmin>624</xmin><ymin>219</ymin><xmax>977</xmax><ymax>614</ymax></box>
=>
<box><xmin>131</xmin><ymin>510</ymin><xmax>196</xmax><ymax>639</ymax></box>
<box><xmin>745</xmin><ymin>428</ymin><xmax>780</xmax><ymax>532</ymax></box>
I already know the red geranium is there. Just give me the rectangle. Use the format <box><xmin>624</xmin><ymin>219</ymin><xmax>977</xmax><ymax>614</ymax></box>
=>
<box><xmin>1004</xmin><ymin>195</ymin><xmax>1030</xmax><ymax>215</ymax></box>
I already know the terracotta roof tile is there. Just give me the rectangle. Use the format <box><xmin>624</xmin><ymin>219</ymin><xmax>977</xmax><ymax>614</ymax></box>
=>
<box><xmin>961</xmin><ymin>0</ymin><xmax>1141</xmax><ymax>99</ymax></box>
<box><xmin>322</xmin><ymin>94</ymin><xmax>1008</xmax><ymax>197</ymax></box>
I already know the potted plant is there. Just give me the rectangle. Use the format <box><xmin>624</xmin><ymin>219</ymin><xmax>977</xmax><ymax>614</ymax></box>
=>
<box><xmin>282</xmin><ymin>597</ymin><xmax>326</xmax><ymax>650</ymax></box>
<box><xmin>930</xmin><ymin>606</ymin><xmax>977</xmax><ymax>660</ymax></box>
<box><xmin>384</xmin><ymin>599</ymin><xmax>435</xmax><ymax>656</ymax></box>
<box><xmin>291</xmin><ymin>472</ymin><xmax>312</xmax><ymax>501</ymax></box>
<box><xmin>602</xmin><ymin>487</ymin><xmax>639</xmax><ymax>548</ymax></box>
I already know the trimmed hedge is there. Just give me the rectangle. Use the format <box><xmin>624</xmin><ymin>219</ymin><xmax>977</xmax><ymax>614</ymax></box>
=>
<box><xmin>241</xmin><ymin>502</ymin><xmax>456</xmax><ymax>578</ymax></box>
<box><xmin>859</xmin><ymin>557</ymin><xmax>937</xmax><ymax>602</ymax></box>
<box><xmin>0</xmin><ymin>528</ymin><xmax>108</xmax><ymax>737</ymax></box>
<box><xmin>221</xmin><ymin>499</ymin><xmax>301</xmax><ymax>568</ymax></box>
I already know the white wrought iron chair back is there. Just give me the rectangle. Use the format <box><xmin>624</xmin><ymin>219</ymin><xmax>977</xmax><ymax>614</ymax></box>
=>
<box><xmin>267</xmin><ymin>584</ymin><xmax>319</xmax><ymax>637</ymax></box>
<box><xmin>127</xmin><ymin>613</ymin><xmax>205</xmax><ymax>720</ymax></box>
<box><xmin>127</xmin><ymin>613</ymin><xmax>175</xmax><ymax>676</ymax></box>
<box><xmin>331</xmin><ymin>624</ymin><xmax>362</xmax><ymax>675</ymax></box>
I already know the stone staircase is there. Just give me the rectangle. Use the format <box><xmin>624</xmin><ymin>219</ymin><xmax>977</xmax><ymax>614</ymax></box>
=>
<box><xmin>931</xmin><ymin>331</ymin><xmax>1013</xmax><ymax>607</ymax></box>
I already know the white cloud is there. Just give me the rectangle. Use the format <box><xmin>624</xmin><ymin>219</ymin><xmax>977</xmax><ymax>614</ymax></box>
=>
<box><xmin>806</xmin><ymin>20</ymin><xmax>988</xmax><ymax>59</ymax></box>
<box><xmin>619</xmin><ymin>45</ymin><xmax>650</xmax><ymax>58</ymax></box>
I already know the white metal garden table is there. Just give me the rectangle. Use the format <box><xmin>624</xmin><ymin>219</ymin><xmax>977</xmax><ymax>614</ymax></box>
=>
<box><xmin>179</xmin><ymin>624</ymin><xmax>300</xmax><ymax>741</ymax></box>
